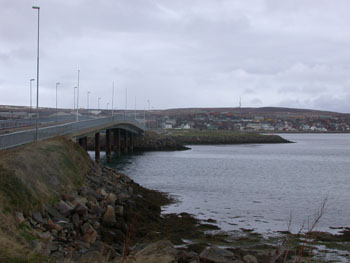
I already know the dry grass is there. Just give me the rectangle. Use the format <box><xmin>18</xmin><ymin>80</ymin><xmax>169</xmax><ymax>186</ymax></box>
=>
<box><xmin>0</xmin><ymin>136</ymin><xmax>94</xmax><ymax>261</ymax></box>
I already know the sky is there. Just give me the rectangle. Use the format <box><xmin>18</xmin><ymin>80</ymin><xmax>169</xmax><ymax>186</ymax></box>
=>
<box><xmin>1</xmin><ymin>0</ymin><xmax>350</xmax><ymax>113</ymax></box>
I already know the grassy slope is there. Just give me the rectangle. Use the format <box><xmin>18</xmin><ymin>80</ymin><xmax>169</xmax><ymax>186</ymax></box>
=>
<box><xmin>0</xmin><ymin>136</ymin><xmax>93</xmax><ymax>261</ymax></box>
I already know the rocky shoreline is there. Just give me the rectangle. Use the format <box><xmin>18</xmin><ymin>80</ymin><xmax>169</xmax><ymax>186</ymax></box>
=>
<box><xmin>1</xmin><ymin>137</ymin><xmax>349</xmax><ymax>262</ymax></box>
<box><xmin>14</xmin><ymin>161</ymin><xmax>350</xmax><ymax>262</ymax></box>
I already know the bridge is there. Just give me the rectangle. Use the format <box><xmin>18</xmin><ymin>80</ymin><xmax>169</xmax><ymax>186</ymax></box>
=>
<box><xmin>0</xmin><ymin>115</ymin><xmax>146</xmax><ymax>162</ymax></box>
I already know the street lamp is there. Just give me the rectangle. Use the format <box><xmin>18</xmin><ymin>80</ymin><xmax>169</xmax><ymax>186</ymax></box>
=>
<box><xmin>55</xmin><ymin>82</ymin><xmax>60</xmax><ymax>122</ymax></box>
<box><xmin>87</xmin><ymin>91</ymin><xmax>91</xmax><ymax>110</ymax></box>
<box><xmin>30</xmin><ymin>78</ymin><xmax>35</xmax><ymax>114</ymax></box>
<box><xmin>112</xmin><ymin>82</ymin><xmax>114</xmax><ymax>117</ymax></box>
<box><xmin>32</xmin><ymin>6</ymin><xmax>40</xmax><ymax>141</ymax></box>
<box><xmin>76</xmin><ymin>70</ymin><xmax>80</xmax><ymax>122</ymax></box>
<box><xmin>74</xmin><ymin>87</ymin><xmax>77</xmax><ymax>110</ymax></box>
<box><xmin>98</xmin><ymin>97</ymin><xmax>101</xmax><ymax>110</ymax></box>
<box><xmin>106</xmin><ymin>103</ymin><xmax>109</xmax><ymax>110</ymax></box>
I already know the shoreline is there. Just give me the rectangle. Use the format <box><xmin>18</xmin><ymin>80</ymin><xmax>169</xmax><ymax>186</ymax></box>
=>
<box><xmin>0</xmin><ymin>137</ymin><xmax>349</xmax><ymax>262</ymax></box>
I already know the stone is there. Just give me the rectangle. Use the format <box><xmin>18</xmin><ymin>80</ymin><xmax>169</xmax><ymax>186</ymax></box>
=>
<box><xmin>14</xmin><ymin>212</ymin><xmax>25</xmax><ymax>224</ymax></box>
<box><xmin>121</xmin><ymin>240</ymin><xmax>177</xmax><ymax>263</ymax></box>
<box><xmin>101</xmin><ymin>229</ymin><xmax>117</xmax><ymax>244</ymax></box>
<box><xmin>72</xmin><ymin>196</ymin><xmax>88</xmax><ymax>206</ymax></box>
<box><xmin>81</xmin><ymin>225</ymin><xmax>97</xmax><ymax>244</ymax></box>
<box><xmin>118</xmin><ymin>193</ymin><xmax>131</xmax><ymax>201</ymax></box>
<box><xmin>102</xmin><ymin>205</ymin><xmax>116</xmax><ymax>226</ymax></box>
<box><xmin>44</xmin><ymin>204</ymin><xmax>67</xmax><ymax>221</ymax></box>
<box><xmin>73</xmin><ymin>202</ymin><xmax>88</xmax><ymax>216</ymax></box>
<box><xmin>199</xmin><ymin>246</ymin><xmax>235</xmax><ymax>263</ymax></box>
<box><xmin>96</xmin><ymin>188</ymin><xmax>108</xmax><ymax>197</ymax></box>
<box><xmin>57</xmin><ymin>200</ymin><xmax>74</xmax><ymax>216</ymax></box>
<box><xmin>243</xmin><ymin>255</ymin><xmax>258</xmax><ymax>263</ymax></box>
<box><xmin>72</xmin><ymin>213</ymin><xmax>80</xmax><ymax>227</ymax></box>
<box><xmin>47</xmin><ymin>219</ymin><xmax>63</xmax><ymax>232</ymax></box>
<box><xmin>115</xmin><ymin>205</ymin><xmax>124</xmax><ymax>216</ymax></box>
<box><xmin>32</xmin><ymin>212</ymin><xmax>44</xmax><ymax>224</ymax></box>
<box><xmin>106</xmin><ymin>193</ymin><xmax>117</xmax><ymax>204</ymax></box>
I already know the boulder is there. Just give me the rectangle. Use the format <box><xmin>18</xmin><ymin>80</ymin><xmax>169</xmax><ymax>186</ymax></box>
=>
<box><xmin>73</xmin><ymin>202</ymin><xmax>88</xmax><ymax>216</ymax></box>
<box><xmin>57</xmin><ymin>200</ymin><xmax>74</xmax><ymax>216</ymax></box>
<box><xmin>81</xmin><ymin>224</ymin><xmax>97</xmax><ymax>244</ymax></box>
<box><xmin>106</xmin><ymin>193</ymin><xmax>117</xmax><ymax>204</ymax></box>
<box><xmin>32</xmin><ymin>212</ymin><xmax>44</xmax><ymax>224</ymax></box>
<box><xmin>243</xmin><ymin>255</ymin><xmax>257</xmax><ymax>263</ymax></box>
<box><xmin>115</xmin><ymin>205</ymin><xmax>124</xmax><ymax>216</ymax></box>
<box><xmin>199</xmin><ymin>246</ymin><xmax>235</xmax><ymax>263</ymax></box>
<box><xmin>119</xmin><ymin>240</ymin><xmax>177</xmax><ymax>263</ymax></box>
<box><xmin>72</xmin><ymin>213</ymin><xmax>80</xmax><ymax>227</ymax></box>
<box><xmin>102</xmin><ymin>205</ymin><xmax>116</xmax><ymax>226</ymax></box>
<box><xmin>96</xmin><ymin>188</ymin><xmax>108</xmax><ymax>197</ymax></box>
<box><xmin>14</xmin><ymin>212</ymin><xmax>25</xmax><ymax>224</ymax></box>
<box><xmin>47</xmin><ymin>219</ymin><xmax>63</xmax><ymax>232</ymax></box>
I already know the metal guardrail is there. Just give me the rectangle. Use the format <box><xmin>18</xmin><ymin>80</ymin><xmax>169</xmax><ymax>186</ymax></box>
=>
<box><xmin>0</xmin><ymin>115</ymin><xmax>146</xmax><ymax>150</ymax></box>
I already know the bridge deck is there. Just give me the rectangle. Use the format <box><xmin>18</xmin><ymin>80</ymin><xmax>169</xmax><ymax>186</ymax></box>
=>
<box><xmin>0</xmin><ymin>116</ymin><xmax>145</xmax><ymax>150</ymax></box>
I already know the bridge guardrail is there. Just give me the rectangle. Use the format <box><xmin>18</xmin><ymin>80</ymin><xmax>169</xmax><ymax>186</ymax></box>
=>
<box><xmin>0</xmin><ymin>115</ymin><xmax>146</xmax><ymax>150</ymax></box>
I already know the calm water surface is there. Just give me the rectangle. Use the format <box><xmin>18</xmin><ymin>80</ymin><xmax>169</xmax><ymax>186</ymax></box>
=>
<box><xmin>102</xmin><ymin>134</ymin><xmax>350</xmax><ymax>235</ymax></box>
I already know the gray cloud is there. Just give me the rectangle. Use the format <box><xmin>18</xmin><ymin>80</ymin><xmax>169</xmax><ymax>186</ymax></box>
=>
<box><xmin>0</xmin><ymin>0</ymin><xmax>350</xmax><ymax>112</ymax></box>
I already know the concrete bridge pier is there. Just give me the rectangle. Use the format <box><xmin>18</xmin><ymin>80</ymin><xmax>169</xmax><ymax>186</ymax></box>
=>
<box><xmin>78</xmin><ymin>137</ymin><xmax>88</xmax><ymax>151</ymax></box>
<box><xmin>113</xmin><ymin>129</ymin><xmax>121</xmax><ymax>157</ymax></box>
<box><xmin>124</xmin><ymin>130</ymin><xmax>129</xmax><ymax>154</ymax></box>
<box><xmin>95</xmin><ymin>132</ymin><xmax>100</xmax><ymax>162</ymax></box>
<box><xmin>129</xmin><ymin>133</ymin><xmax>134</xmax><ymax>153</ymax></box>
<box><xmin>106</xmin><ymin>129</ymin><xmax>112</xmax><ymax>162</ymax></box>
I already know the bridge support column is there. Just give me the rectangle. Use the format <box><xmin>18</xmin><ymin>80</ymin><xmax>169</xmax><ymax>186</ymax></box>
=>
<box><xmin>113</xmin><ymin>129</ymin><xmax>121</xmax><ymax>157</ymax></box>
<box><xmin>79</xmin><ymin>137</ymin><xmax>88</xmax><ymax>151</ymax></box>
<box><xmin>95</xmin><ymin>132</ymin><xmax>100</xmax><ymax>162</ymax></box>
<box><xmin>129</xmin><ymin>133</ymin><xmax>134</xmax><ymax>153</ymax></box>
<box><xmin>124</xmin><ymin>130</ymin><xmax>129</xmax><ymax>154</ymax></box>
<box><xmin>83</xmin><ymin>137</ymin><xmax>88</xmax><ymax>151</ymax></box>
<box><xmin>106</xmin><ymin>129</ymin><xmax>111</xmax><ymax>162</ymax></box>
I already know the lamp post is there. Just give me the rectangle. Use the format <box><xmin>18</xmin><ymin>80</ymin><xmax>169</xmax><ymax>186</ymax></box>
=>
<box><xmin>76</xmin><ymin>70</ymin><xmax>80</xmax><ymax>122</ymax></box>
<box><xmin>98</xmin><ymin>97</ymin><xmax>101</xmax><ymax>110</ymax></box>
<box><xmin>30</xmin><ymin>78</ymin><xmax>35</xmax><ymax>114</ymax></box>
<box><xmin>74</xmin><ymin>87</ymin><xmax>77</xmax><ymax>110</ymax></box>
<box><xmin>32</xmin><ymin>6</ymin><xmax>40</xmax><ymax>141</ymax></box>
<box><xmin>112</xmin><ymin>82</ymin><xmax>114</xmax><ymax>117</ymax></box>
<box><xmin>55</xmin><ymin>82</ymin><xmax>60</xmax><ymax>122</ymax></box>
<box><xmin>87</xmin><ymin>91</ymin><xmax>90</xmax><ymax>110</ymax></box>
<box><xmin>147</xmin><ymin>100</ymin><xmax>150</xmax><ymax>128</ymax></box>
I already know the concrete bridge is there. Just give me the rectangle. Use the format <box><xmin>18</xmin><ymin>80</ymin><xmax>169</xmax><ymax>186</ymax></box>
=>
<box><xmin>0</xmin><ymin>115</ymin><xmax>146</xmax><ymax>162</ymax></box>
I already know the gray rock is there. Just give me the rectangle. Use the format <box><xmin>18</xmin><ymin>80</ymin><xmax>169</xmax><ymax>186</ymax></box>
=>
<box><xmin>14</xmin><ymin>212</ymin><xmax>25</xmax><ymax>224</ymax></box>
<box><xmin>115</xmin><ymin>205</ymin><xmax>124</xmax><ymax>217</ymax></box>
<box><xmin>32</xmin><ymin>212</ymin><xmax>44</xmax><ymax>224</ymax></box>
<box><xmin>57</xmin><ymin>200</ymin><xmax>74</xmax><ymax>216</ymax></box>
<box><xmin>102</xmin><ymin>205</ymin><xmax>116</xmax><ymax>226</ymax></box>
<box><xmin>243</xmin><ymin>255</ymin><xmax>258</xmax><ymax>263</ymax></box>
<box><xmin>199</xmin><ymin>246</ymin><xmax>235</xmax><ymax>263</ymax></box>
<box><xmin>72</xmin><ymin>213</ymin><xmax>80</xmax><ymax>227</ymax></box>
<box><xmin>73</xmin><ymin>202</ymin><xmax>88</xmax><ymax>216</ymax></box>
<box><xmin>44</xmin><ymin>204</ymin><xmax>67</xmax><ymax>221</ymax></box>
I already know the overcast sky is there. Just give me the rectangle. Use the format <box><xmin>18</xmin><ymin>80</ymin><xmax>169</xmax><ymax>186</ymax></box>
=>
<box><xmin>1</xmin><ymin>0</ymin><xmax>350</xmax><ymax>112</ymax></box>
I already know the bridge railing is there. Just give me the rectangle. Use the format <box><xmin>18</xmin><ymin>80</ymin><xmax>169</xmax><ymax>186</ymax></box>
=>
<box><xmin>0</xmin><ymin>115</ymin><xmax>145</xmax><ymax>150</ymax></box>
